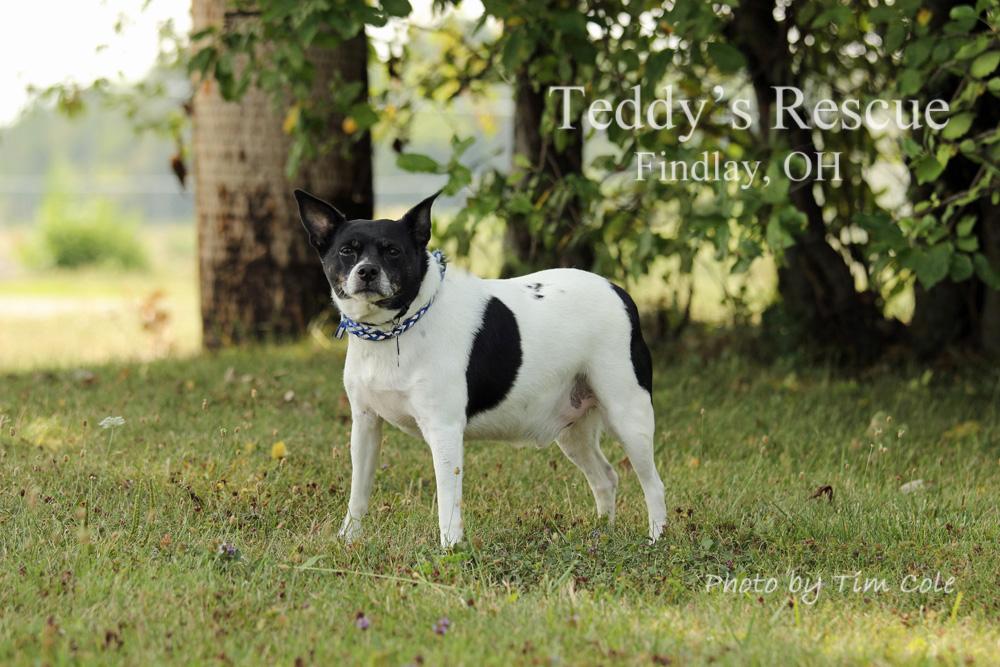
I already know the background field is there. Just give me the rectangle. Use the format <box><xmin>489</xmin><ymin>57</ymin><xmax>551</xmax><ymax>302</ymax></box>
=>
<box><xmin>2</xmin><ymin>343</ymin><xmax>999</xmax><ymax>664</ymax></box>
<box><xmin>0</xmin><ymin>225</ymin><xmax>200</xmax><ymax>370</ymax></box>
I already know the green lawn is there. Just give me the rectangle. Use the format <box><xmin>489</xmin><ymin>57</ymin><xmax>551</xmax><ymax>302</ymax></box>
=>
<box><xmin>1</xmin><ymin>341</ymin><xmax>999</xmax><ymax>665</ymax></box>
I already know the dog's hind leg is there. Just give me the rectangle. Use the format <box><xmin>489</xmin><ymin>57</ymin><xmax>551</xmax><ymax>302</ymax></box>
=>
<box><xmin>603</xmin><ymin>391</ymin><xmax>666</xmax><ymax>541</ymax></box>
<box><xmin>556</xmin><ymin>409</ymin><xmax>618</xmax><ymax>521</ymax></box>
<box><xmin>588</xmin><ymin>366</ymin><xmax>667</xmax><ymax>541</ymax></box>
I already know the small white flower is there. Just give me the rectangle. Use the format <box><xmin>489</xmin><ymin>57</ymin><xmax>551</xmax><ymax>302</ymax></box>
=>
<box><xmin>99</xmin><ymin>416</ymin><xmax>126</xmax><ymax>429</ymax></box>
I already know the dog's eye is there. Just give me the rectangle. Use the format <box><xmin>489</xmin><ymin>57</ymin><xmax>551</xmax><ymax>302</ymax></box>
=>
<box><xmin>339</xmin><ymin>246</ymin><xmax>356</xmax><ymax>257</ymax></box>
<box><xmin>385</xmin><ymin>247</ymin><xmax>401</xmax><ymax>258</ymax></box>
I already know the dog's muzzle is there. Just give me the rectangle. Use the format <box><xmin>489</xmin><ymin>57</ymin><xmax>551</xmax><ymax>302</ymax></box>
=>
<box><xmin>345</xmin><ymin>263</ymin><xmax>394</xmax><ymax>300</ymax></box>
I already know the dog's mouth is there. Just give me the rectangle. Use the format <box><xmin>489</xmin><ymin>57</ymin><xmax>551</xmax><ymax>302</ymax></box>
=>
<box><xmin>354</xmin><ymin>285</ymin><xmax>391</xmax><ymax>296</ymax></box>
<box><xmin>344</xmin><ymin>283</ymin><xmax>397</xmax><ymax>303</ymax></box>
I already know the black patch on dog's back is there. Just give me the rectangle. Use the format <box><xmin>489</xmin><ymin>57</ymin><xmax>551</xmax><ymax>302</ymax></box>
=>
<box><xmin>609</xmin><ymin>283</ymin><xmax>653</xmax><ymax>394</ymax></box>
<box><xmin>466</xmin><ymin>298</ymin><xmax>522</xmax><ymax>417</ymax></box>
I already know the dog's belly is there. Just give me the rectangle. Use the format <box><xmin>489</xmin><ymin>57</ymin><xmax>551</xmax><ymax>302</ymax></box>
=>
<box><xmin>465</xmin><ymin>375</ymin><xmax>597</xmax><ymax>445</ymax></box>
<box><xmin>360</xmin><ymin>384</ymin><xmax>595</xmax><ymax>445</ymax></box>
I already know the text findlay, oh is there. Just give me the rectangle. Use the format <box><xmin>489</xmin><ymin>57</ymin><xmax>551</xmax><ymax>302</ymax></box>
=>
<box><xmin>549</xmin><ymin>85</ymin><xmax>953</xmax><ymax>187</ymax></box>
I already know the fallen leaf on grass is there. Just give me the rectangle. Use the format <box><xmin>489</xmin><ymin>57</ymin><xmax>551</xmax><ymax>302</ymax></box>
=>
<box><xmin>809</xmin><ymin>485</ymin><xmax>834</xmax><ymax>503</ymax></box>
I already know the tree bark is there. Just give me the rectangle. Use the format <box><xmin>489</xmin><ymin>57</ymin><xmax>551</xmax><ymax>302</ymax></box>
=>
<box><xmin>981</xmin><ymin>197</ymin><xmax>1000</xmax><ymax>357</ymax></box>
<box><xmin>727</xmin><ymin>0</ymin><xmax>885</xmax><ymax>361</ymax></box>
<box><xmin>505</xmin><ymin>63</ymin><xmax>591</xmax><ymax>275</ymax></box>
<box><xmin>191</xmin><ymin>0</ymin><xmax>372</xmax><ymax>348</ymax></box>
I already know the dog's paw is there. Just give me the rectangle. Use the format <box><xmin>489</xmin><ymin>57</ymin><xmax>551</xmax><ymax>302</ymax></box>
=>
<box><xmin>439</xmin><ymin>531</ymin><xmax>465</xmax><ymax>550</ymax></box>
<box><xmin>647</xmin><ymin>520</ymin><xmax>666</xmax><ymax>543</ymax></box>
<box><xmin>338</xmin><ymin>515</ymin><xmax>363</xmax><ymax>544</ymax></box>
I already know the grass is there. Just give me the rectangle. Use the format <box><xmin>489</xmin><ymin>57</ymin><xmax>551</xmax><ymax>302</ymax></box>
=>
<box><xmin>2</xmin><ymin>340</ymin><xmax>999</xmax><ymax>665</ymax></box>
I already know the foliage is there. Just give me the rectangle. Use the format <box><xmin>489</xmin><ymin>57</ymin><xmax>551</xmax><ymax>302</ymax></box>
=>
<box><xmin>27</xmin><ymin>20</ymin><xmax>191</xmax><ymax>159</ymax></box>
<box><xmin>186</xmin><ymin>0</ymin><xmax>416</xmax><ymax>176</ymax></box>
<box><xmin>392</xmin><ymin>0</ymin><xmax>1000</xmax><ymax>301</ymax></box>
<box><xmin>854</xmin><ymin>0</ymin><xmax>1000</xmax><ymax>293</ymax></box>
<box><xmin>47</xmin><ymin>0</ymin><xmax>1000</xmax><ymax>336</ymax></box>
<box><xmin>20</xmin><ymin>187</ymin><xmax>149</xmax><ymax>271</ymax></box>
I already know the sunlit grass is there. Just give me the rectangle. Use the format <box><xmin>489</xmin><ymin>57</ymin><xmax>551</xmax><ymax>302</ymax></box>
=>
<box><xmin>1</xmin><ymin>342</ymin><xmax>998</xmax><ymax>664</ymax></box>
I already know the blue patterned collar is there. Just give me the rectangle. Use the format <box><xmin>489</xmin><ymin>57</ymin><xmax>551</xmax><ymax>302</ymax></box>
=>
<box><xmin>335</xmin><ymin>250</ymin><xmax>447</xmax><ymax>341</ymax></box>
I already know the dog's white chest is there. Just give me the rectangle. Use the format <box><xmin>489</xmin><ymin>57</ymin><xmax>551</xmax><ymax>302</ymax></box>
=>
<box><xmin>364</xmin><ymin>388</ymin><xmax>422</xmax><ymax>437</ymax></box>
<box><xmin>345</xmin><ymin>357</ymin><xmax>424</xmax><ymax>438</ymax></box>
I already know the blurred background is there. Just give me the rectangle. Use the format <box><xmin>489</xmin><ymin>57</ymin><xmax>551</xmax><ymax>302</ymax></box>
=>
<box><xmin>1</xmin><ymin>0</ymin><xmax>998</xmax><ymax>371</ymax></box>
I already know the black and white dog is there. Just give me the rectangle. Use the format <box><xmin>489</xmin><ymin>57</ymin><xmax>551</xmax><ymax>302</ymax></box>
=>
<box><xmin>294</xmin><ymin>190</ymin><xmax>667</xmax><ymax>547</ymax></box>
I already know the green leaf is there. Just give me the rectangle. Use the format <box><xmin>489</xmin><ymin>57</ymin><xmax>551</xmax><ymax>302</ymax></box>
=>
<box><xmin>957</xmin><ymin>235</ymin><xmax>979</xmax><ymax>252</ymax></box>
<box><xmin>761</xmin><ymin>177</ymin><xmax>790</xmax><ymax>204</ymax></box>
<box><xmin>885</xmin><ymin>23</ymin><xmax>906</xmax><ymax>52</ymax></box>
<box><xmin>381</xmin><ymin>0</ymin><xmax>411</xmax><ymax>17</ymax></box>
<box><xmin>501</xmin><ymin>30</ymin><xmax>531</xmax><ymax>73</ymax></box>
<box><xmin>911</xmin><ymin>243</ymin><xmax>953</xmax><ymax>289</ymax></box>
<box><xmin>949</xmin><ymin>5</ymin><xmax>977</xmax><ymax>20</ymax></box>
<box><xmin>899</xmin><ymin>69</ymin><xmax>923</xmax><ymax>95</ymax></box>
<box><xmin>811</xmin><ymin>6</ymin><xmax>852</xmax><ymax>29</ymax></box>
<box><xmin>950</xmin><ymin>253</ymin><xmax>974</xmax><ymax>281</ymax></box>
<box><xmin>645</xmin><ymin>50</ymin><xmax>672</xmax><ymax>88</ymax></box>
<box><xmin>348</xmin><ymin>103</ymin><xmax>379</xmax><ymax>132</ymax></box>
<box><xmin>974</xmin><ymin>253</ymin><xmax>1000</xmax><ymax>289</ymax></box>
<box><xmin>957</xmin><ymin>215</ymin><xmax>977</xmax><ymax>237</ymax></box>
<box><xmin>936</xmin><ymin>144</ymin><xmax>956</xmax><ymax>167</ymax></box>
<box><xmin>215</xmin><ymin>53</ymin><xmax>237</xmax><ymax>100</ymax></box>
<box><xmin>904</xmin><ymin>38</ymin><xmax>933</xmax><ymax>67</ymax></box>
<box><xmin>914</xmin><ymin>155</ymin><xmax>945</xmax><ymax>184</ymax></box>
<box><xmin>901</xmin><ymin>137</ymin><xmax>923</xmax><ymax>158</ymax></box>
<box><xmin>869</xmin><ymin>6</ymin><xmax>897</xmax><ymax>23</ymax></box>
<box><xmin>396</xmin><ymin>153</ymin><xmax>441</xmax><ymax>173</ymax></box>
<box><xmin>450</xmin><ymin>135</ymin><xmax>475</xmax><ymax>157</ymax></box>
<box><xmin>513</xmin><ymin>154</ymin><xmax>533</xmax><ymax>170</ymax></box>
<box><xmin>766</xmin><ymin>217</ymin><xmax>795</xmax><ymax>250</ymax></box>
<box><xmin>444</xmin><ymin>164</ymin><xmax>472</xmax><ymax>195</ymax></box>
<box><xmin>706</xmin><ymin>42</ymin><xmax>746</xmax><ymax>74</ymax></box>
<box><xmin>188</xmin><ymin>46</ymin><xmax>216</xmax><ymax>76</ymax></box>
<box><xmin>971</xmin><ymin>51</ymin><xmax>1000</xmax><ymax>78</ymax></box>
<box><xmin>933</xmin><ymin>42</ymin><xmax>953</xmax><ymax>63</ymax></box>
<box><xmin>942</xmin><ymin>112</ymin><xmax>975</xmax><ymax>140</ymax></box>
<box><xmin>955</xmin><ymin>35</ymin><xmax>990</xmax><ymax>60</ymax></box>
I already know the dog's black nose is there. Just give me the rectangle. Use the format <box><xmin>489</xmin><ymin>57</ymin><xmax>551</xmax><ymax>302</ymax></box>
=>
<box><xmin>357</xmin><ymin>264</ymin><xmax>379</xmax><ymax>282</ymax></box>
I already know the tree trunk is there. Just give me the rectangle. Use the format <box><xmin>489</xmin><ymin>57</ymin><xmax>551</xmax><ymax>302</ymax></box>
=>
<box><xmin>981</xmin><ymin>197</ymin><xmax>1000</xmax><ymax>357</ymax></box>
<box><xmin>727</xmin><ymin>0</ymin><xmax>885</xmax><ymax>361</ymax></box>
<box><xmin>504</xmin><ymin>65</ymin><xmax>591</xmax><ymax>275</ymax></box>
<box><xmin>191</xmin><ymin>0</ymin><xmax>372</xmax><ymax>348</ymax></box>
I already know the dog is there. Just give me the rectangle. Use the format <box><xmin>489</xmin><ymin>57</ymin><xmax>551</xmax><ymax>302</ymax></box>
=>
<box><xmin>294</xmin><ymin>189</ymin><xmax>667</xmax><ymax>548</ymax></box>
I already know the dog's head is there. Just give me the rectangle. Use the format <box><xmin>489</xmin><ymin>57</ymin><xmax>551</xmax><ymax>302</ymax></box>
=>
<box><xmin>294</xmin><ymin>190</ymin><xmax>439</xmax><ymax>320</ymax></box>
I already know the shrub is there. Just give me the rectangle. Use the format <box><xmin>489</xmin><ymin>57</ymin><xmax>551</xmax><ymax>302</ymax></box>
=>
<box><xmin>22</xmin><ymin>192</ymin><xmax>149</xmax><ymax>270</ymax></box>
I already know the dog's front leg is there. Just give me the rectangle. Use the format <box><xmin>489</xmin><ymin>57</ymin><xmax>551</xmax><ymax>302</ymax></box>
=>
<box><xmin>422</xmin><ymin>423</ymin><xmax>465</xmax><ymax>548</ymax></box>
<box><xmin>338</xmin><ymin>407</ymin><xmax>383</xmax><ymax>543</ymax></box>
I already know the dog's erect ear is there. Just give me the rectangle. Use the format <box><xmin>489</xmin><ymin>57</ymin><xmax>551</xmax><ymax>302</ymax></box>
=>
<box><xmin>294</xmin><ymin>189</ymin><xmax>346</xmax><ymax>253</ymax></box>
<box><xmin>400</xmin><ymin>190</ymin><xmax>441</xmax><ymax>248</ymax></box>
